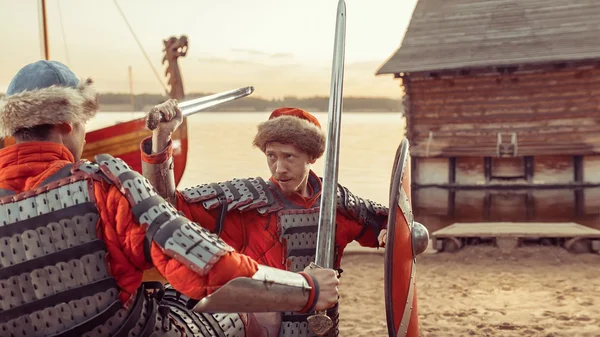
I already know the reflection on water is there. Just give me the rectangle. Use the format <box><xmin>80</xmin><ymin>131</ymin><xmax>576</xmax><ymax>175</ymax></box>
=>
<box><xmin>415</xmin><ymin>187</ymin><xmax>600</xmax><ymax>232</ymax></box>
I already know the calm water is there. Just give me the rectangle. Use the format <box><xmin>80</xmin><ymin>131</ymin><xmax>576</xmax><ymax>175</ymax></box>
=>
<box><xmin>88</xmin><ymin>111</ymin><xmax>406</xmax><ymax>205</ymax></box>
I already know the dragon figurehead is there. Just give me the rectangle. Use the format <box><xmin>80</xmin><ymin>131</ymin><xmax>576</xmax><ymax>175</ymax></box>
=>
<box><xmin>162</xmin><ymin>35</ymin><xmax>189</xmax><ymax>101</ymax></box>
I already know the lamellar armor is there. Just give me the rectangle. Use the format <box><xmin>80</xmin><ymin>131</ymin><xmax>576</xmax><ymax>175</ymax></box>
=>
<box><xmin>121</xmin><ymin>155</ymin><xmax>322</xmax><ymax>336</ymax></box>
<box><xmin>0</xmin><ymin>155</ymin><xmax>181</xmax><ymax>337</ymax></box>
<box><xmin>175</xmin><ymin>176</ymin><xmax>389</xmax><ymax>337</ymax></box>
<box><xmin>0</xmin><ymin>154</ymin><xmax>320</xmax><ymax>337</ymax></box>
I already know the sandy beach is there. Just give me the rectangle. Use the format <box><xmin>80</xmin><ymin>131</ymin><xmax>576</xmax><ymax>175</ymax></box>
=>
<box><xmin>338</xmin><ymin>244</ymin><xmax>600</xmax><ymax>337</ymax></box>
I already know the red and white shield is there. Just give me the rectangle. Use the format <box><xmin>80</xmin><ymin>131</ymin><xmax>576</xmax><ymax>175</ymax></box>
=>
<box><xmin>384</xmin><ymin>138</ymin><xmax>421</xmax><ymax>337</ymax></box>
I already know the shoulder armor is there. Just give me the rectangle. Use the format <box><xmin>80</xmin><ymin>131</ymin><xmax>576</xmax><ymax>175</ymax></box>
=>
<box><xmin>181</xmin><ymin>177</ymin><xmax>280</xmax><ymax>214</ymax></box>
<box><xmin>72</xmin><ymin>160</ymin><xmax>102</xmax><ymax>175</ymax></box>
<box><xmin>337</xmin><ymin>184</ymin><xmax>389</xmax><ymax>234</ymax></box>
<box><xmin>93</xmin><ymin>154</ymin><xmax>235</xmax><ymax>274</ymax></box>
<box><xmin>72</xmin><ymin>160</ymin><xmax>115</xmax><ymax>186</ymax></box>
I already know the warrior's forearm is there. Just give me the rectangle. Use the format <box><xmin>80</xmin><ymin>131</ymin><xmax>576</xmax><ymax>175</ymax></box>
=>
<box><xmin>140</xmin><ymin>136</ymin><xmax>176</xmax><ymax>204</ymax></box>
<box><xmin>152</xmin><ymin>130</ymin><xmax>172</xmax><ymax>154</ymax></box>
<box><xmin>192</xmin><ymin>265</ymin><xmax>319</xmax><ymax>313</ymax></box>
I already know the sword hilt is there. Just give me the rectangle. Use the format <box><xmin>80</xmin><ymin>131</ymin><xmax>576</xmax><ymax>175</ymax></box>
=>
<box><xmin>306</xmin><ymin>262</ymin><xmax>335</xmax><ymax>336</ymax></box>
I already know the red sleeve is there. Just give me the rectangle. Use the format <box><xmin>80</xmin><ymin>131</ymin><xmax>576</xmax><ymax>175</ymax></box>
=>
<box><xmin>95</xmin><ymin>182</ymin><xmax>259</xmax><ymax>302</ymax></box>
<box><xmin>335</xmin><ymin>185</ymin><xmax>388</xmax><ymax>249</ymax></box>
<box><xmin>335</xmin><ymin>212</ymin><xmax>381</xmax><ymax>249</ymax></box>
<box><xmin>174</xmin><ymin>193</ymin><xmax>246</xmax><ymax>252</ymax></box>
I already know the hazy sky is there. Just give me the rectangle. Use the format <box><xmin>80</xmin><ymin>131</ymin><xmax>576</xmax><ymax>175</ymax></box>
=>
<box><xmin>0</xmin><ymin>0</ymin><xmax>417</xmax><ymax>99</ymax></box>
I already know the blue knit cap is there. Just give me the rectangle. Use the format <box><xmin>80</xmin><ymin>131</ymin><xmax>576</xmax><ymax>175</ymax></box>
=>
<box><xmin>6</xmin><ymin>60</ymin><xmax>80</xmax><ymax>96</ymax></box>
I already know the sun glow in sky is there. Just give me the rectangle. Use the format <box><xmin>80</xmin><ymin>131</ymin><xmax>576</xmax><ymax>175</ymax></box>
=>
<box><xmin>0</xmin><ymin>0</ymin><xmax>417</xmax><ymax>98</ymax></box>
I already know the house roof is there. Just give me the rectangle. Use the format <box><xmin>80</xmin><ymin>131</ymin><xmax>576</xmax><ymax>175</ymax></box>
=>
<box><xmin>376</xmin><ymin>0</ymin><xmax>600</xmax><ymax>75</ymax></box>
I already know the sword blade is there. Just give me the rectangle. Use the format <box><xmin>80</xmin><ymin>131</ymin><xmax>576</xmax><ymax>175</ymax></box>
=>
<box><xmin>146</xmin><ymin>86</ymin><xmax>255</xmax><ymax>130</ymax></box>
<box><xmin>179</xmin><ymin>86</ymin><xmax>255</xmax><ymax>117</ymax></box>
<box><xmin>308</xmin><ymin>2</ymin><xmax>347</xmax><ymax>334</ymax></box>
<box><xmin>314</xmin><ymin>0</ymin><xmax>346</xmax><ymax>270</ymax></box>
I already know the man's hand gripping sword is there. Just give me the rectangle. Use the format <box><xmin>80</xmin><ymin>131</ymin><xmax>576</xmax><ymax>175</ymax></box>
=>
<box><xmin>306</xmin><ymin>262</ymin><xmax>340</xmax><ymax>335</ymax></box>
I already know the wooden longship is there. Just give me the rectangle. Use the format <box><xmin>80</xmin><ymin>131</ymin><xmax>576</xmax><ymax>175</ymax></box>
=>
<box><xmin>376</xmin><ymin>0</ymin><xmax>600</xmax><ymax>250</ymax></box>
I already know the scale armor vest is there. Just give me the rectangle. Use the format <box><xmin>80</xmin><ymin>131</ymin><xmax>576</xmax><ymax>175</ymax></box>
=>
<box><xmin>180</xmin><ymin>176</ymin><xmax>387</xmax><ymax>337</ymax></box>
<box><xmin>180</xmin><ymin>179</ymin><xmax>359</xmax><ymax>337</ymax></box>
<box><xmin>268</xmin><ymin>183</ymin><xmax>339</xmax><ymax>337</ymax></box>
<box><xmin>0</xmin><ymin>156</ymin><xmax>181</xmax><ymax>337</ymax></box>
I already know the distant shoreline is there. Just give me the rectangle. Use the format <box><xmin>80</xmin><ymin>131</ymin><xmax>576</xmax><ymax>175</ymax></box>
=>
<box><xmin>1</xmin><ymin>91</ymin><xmax>403</xmax><ymax>113</ymax></box>
<box><xmin>95</xmin><ymin>92</ymin><xmax>404</xmax><ymax>113</ymax></box>
<box><xmin>99</xmin><ymin>106</ymin><xmax>401</xmax><ymax>113</ymax></box>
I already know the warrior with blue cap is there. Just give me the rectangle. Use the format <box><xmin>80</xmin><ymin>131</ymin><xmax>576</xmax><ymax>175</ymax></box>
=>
<box><xmin>0</xmin><ymin>60</ymin><xmax>340</xmax><ymax>337</ymax></box>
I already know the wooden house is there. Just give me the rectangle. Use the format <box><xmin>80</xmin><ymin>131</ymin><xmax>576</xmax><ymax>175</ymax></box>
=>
<box><xmin>376</xmin><ymin>0</ymin><xmax>600</xmax><ymax>235</ymax></box>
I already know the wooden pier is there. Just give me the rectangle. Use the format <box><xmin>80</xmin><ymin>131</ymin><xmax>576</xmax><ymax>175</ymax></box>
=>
<box><xmin>431</xmin><ymin>222</ymin><xmax>600</xmax><ymax>254</ymax></box>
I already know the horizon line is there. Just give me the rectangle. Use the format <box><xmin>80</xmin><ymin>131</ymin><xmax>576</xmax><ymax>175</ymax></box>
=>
<box><xmin>1</xmin><ymin>91</ymin><xmax>402</xmax><ymax>100</ymax></box>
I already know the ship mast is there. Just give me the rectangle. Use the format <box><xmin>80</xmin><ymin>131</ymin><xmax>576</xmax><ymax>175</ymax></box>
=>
<box><xmin>38</xmin><ymin>0</ymin><xmax>50</xmax><ymax>60</ymax></box>
<box><xmin>129</xmin><ymin>65</ymin><xmax>135</xmax><ymax>111</ymax></box>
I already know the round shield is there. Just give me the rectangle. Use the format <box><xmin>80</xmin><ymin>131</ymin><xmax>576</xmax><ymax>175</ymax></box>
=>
<box><xmin>385</xmin><ymin>138</ymin><xmax>419</xmax><ymax>337</ymax></box>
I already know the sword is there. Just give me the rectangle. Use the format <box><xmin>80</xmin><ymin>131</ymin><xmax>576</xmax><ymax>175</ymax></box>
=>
<box><xmin>307</xmin><ymin>0</ymin><xmax>346</xmax><ymax>335</ymax></box>
<box><xmin>146</xmin><ymin>86</ymin><xmax>255</xmax><ymax>130</ymax></box>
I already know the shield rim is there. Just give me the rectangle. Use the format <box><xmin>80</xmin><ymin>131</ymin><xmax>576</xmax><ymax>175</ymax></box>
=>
<box><xmin>384</xmin><ymin>138</ymin><xmax>412</xmax><ymax>337</ymax></box>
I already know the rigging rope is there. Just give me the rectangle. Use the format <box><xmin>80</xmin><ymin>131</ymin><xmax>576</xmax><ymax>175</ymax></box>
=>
<box><xmin>112</xmin><ymin>0</ymin><xmax>169</xmax><ymax>95</ymax></box>
<box><xmin>56</xmin><ymin>0</ymin><xmax>71</xmax><ymax>66</ymax></box>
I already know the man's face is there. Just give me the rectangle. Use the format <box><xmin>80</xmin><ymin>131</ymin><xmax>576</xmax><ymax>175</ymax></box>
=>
<box><xmin>266</xmin><ymin>142</ymin><xmax>315</xmax><ymax>195</ymax></box>
<box><xmin>63</xmin><ymin>121</ymin><xmax>86</xmax><ymax>161</ymax></box>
